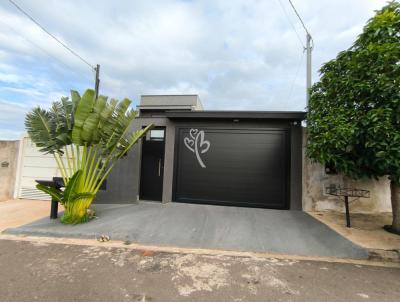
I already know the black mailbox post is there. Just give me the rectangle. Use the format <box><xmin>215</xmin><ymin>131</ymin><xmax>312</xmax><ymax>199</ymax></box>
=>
<box><xmin>36</xmin><ymin>177</ymin><xmax>64</xmax><ymax>219</ymax></box>
<box><xmin>326</xmin><ymin>186</ymin><xmax>370</xmax><ymax>228</ymax></box>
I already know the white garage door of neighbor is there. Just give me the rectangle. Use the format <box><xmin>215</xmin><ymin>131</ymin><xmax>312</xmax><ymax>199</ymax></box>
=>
<box><xmin>15</xmin><ymin>136</ymin><xmax>62</xmax><ymax>200</ymax></box>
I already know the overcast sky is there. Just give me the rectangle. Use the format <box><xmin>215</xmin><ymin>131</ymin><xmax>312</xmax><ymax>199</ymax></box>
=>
<box><xmin>0</xmin><ymin>0</ymin><xmax>386</xmax><ymax>139</ymax></box>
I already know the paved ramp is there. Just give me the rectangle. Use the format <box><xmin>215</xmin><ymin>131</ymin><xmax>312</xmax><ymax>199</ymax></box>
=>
<box><xmin>4</xmin><ymin>203</ymin><xmax>368</xmax><ymax>259</ymax></box>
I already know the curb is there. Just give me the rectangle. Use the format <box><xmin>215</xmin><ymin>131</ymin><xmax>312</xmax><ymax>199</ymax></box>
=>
<box><xmin>368</xmin><ymin>248</ymin><xmax>400</xmax><ymax>263</ymax></box>
<box><xmin>1</xmin><ymin>234</ymin><xmax>400</xmax><ymax>268</ymax></box>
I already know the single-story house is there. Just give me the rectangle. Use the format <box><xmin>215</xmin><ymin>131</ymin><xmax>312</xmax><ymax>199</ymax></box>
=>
<box><xmin>9</xmin><ymin>94</ymin><xmax>391</xmax><ymax>213</ymax></box>
<box><xmin>95</xmin><ymin>95</ymin><xmax>306</xmax><ymax>210</ymax></box>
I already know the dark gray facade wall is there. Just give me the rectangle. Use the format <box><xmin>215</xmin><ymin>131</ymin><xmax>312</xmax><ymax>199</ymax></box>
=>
<box><xmin>95</xmin><ymin>117</ymin><xmax>175</xmax><ymax>204</ymax></box>
<box><xmin>95</xmin><ymin>118</ymin><xmax>303</xmax><ymax>210</ymax></box>
<box><xmin>290</xmin><ymin>124</ymin><xmax>303</xmax><ymax>210</ymax></box>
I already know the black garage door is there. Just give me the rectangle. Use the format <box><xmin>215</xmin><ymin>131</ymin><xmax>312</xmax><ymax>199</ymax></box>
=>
<box><xmin>173</xmin><ymin>128</ymin><xmax>289</xmax><ymax>209</ymax></box>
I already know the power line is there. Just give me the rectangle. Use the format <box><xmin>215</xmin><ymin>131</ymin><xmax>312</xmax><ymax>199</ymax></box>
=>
<box><xmin>288</xmin><ymin>49</ymin><xmax>305</xmax><ymax>102</ymax></box>
<box><xmin>287</xmin><ymin>0</ymin><xmax>313</xmax><ymax>107</ymax></box>
<box><xmin>288</xmin><ymin>0</ymin><xmax>314</xmax><ymax>47</ymax></box>
<box><xmin>7</xmin><ymin>0</ymin><xmax>95</xmax><ymax>70</ymax></box>
<box><xmin>276</xmin><ymin>0</ymin><xmax>305</xmax><ymax>48</ymax></box>
<box><xmin>0</xmin><ymin>19</ymin><xmax>93</xmax><ymax>83</ymax></box>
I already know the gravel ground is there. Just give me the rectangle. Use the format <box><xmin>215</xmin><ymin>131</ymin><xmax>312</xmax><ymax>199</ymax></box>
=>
<box><xmin>0</xmin><ymin>239</ymin><xmax>399</xmax><ymax>302</ymax></box>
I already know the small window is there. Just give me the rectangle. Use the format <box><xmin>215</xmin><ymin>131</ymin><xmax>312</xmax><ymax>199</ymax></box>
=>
<box><xmin>146</xmin><ymin>129</ymin><xmax>165</xmax><ymax>141</ymax></box>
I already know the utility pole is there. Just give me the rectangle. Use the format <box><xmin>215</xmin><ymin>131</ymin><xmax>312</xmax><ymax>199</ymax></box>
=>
<box><xmin>94</xmin><ymin>64</ymin><xmax>100</xmax><ymax>99</ymax></box>
<box><xmin>306</xmin><ymin>33</ymin><xmax>312</xmax><ymax>109</ymax></box>
<box><xmin>288</xmin><ymin>0</ymin><xmax>313</xmax><ymax>111</ymax></box>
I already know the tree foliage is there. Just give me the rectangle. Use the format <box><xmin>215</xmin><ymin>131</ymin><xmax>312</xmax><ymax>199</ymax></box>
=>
<box><xmin>307</xmin><ymin>1</ymin><xmax>400</xmax><ymax>184</ymax></box>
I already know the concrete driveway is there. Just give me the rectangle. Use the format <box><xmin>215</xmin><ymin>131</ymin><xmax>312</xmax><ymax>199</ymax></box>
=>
<box><xmin>4</xmin><ymin>202</ymin><xmax>368</xmax><ymax>259</ymax></box>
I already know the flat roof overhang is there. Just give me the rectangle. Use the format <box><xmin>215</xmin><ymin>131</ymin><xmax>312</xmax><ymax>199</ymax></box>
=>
<box><xmin>165</xmin><ymin>111</ymin><xmax>306</xmax><ymax>121</ymax></box>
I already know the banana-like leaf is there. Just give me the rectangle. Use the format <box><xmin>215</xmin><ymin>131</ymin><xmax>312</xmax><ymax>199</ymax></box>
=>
<box><xmin>36</xmin><ymin>184</ymin><xmax>63</xmax><ymax>203</ymax></box>
<box><xmin>100</xmin><ymin>99</ymin><xmax>117</xmax><ymax>123</ymax></box>
<box><xmin>70</xmin><ymin>192</ymin><xmax>95</xmax><ymax>202</ymax></box>
<box><xmin>72</xmin><ymin>89</ymin><xmax>95</xmax><ymax>145</ymax></box>
<box><xmin>95</xmin><ymin>95</ymin><xmax>107</xmax><ymax>114</ymax></box>
<box><xmin>64</xmin><ymin>170</ymin><xmax>83</xmax><ymax>203</ymax></box>
<box><xmin>25</xmin><ymin>88</ymin><xmax>155</xmax><ymax>225</ymax></box>
<box><xmin>117</xmin><ymin>124</ymin><xmax>154</xmax><ymax>159</ymax></box>
<box><xmin>100</xmin><ymin>104</ymin><xmax>138</xmax><ymax>158</ymax></box>
<box><xmin>81</xmin><ymin>112</ymin><xmax>100</xmax><ymax>143</ymax></box>
<box><xmin>70</xmin><ymin>90</ymin><xmax>81</xmax><ymax>114</ymax></box>
<box><xmin>115</xmin><ymin>98</ymin><xmax>131</xmax><ymax>120</ymax></box>
<box><xmin>91</xmin><ymin>95</ymin><xmax>108</xmax><ymax>143</ymax></box>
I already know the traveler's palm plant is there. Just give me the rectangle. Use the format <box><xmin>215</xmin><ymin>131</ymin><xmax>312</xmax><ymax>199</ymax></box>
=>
<box><xmin>25</xmin><ymin>89</ymin><xmax>152</xmax><ymax>224</ymax></box>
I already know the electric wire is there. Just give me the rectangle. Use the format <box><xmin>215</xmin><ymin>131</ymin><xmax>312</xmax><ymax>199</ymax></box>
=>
<box><xmin>275</xmin><ymin>0</ymin><xmax>305</xmax><ymax>48</ymax></box>
<box><xmin>7</xmin><ymin>0</ymin><xmax>95</xmax><ymax>70</ymax></box>
<box><xmin>288</xmin><ymin>0</ymin><xmax>314</xmax><ymax>47</ymax></box>
<box><xmin>288</xmin><ymin>49</ymin><xmax>305</xmax><ymax>102</ymax></box>
<box><xmin>0</xmin><ymin>19</ymin><xmax>94</xmax><ymax>83</ymax></box>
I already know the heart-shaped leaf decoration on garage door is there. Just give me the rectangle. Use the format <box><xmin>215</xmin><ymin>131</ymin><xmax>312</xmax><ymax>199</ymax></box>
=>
<box><xmin>184</xmin><ymin>129</ymin><xmax>211</xmax><ymax>168</ymax></box>
<box><xmin>184</xmin><ymin>137</ymin><xmax>195</xmax><ymax>152</ymax></box>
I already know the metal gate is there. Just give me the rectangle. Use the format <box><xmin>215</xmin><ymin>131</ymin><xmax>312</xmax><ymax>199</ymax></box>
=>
<box><xmin>173</xmin><ymin>128</ymin><xmax>289</xmax><ymax>209</ymax></box>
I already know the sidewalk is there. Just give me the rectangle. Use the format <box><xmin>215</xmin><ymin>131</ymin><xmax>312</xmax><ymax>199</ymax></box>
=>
<box><xmin>308</xmin><ymin>211</ymin><xmax>400</xmax><ymax>262</ymax></box>
<box><xmin>0</xmin><ymin>199</ymin><xmax>62</xmax><ymax>232</ymax></box>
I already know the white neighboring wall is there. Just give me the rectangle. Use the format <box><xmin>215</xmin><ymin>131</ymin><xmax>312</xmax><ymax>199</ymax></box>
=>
<box><xmin>14</xmin><ymin>135</ymin><xmax>61</xmax><ymax>200</ymax></box>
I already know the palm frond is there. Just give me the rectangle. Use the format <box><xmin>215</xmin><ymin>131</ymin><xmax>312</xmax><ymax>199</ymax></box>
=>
<box><xmin>50</xmin><ymin>98</ymin><xmax>73</xmax><ymax>146</ymax></box>
<box><xmin>25</xmin><ymin>107</ymin><xmax>59</xmax><ymax>154</ymax></box>
<box><xmin>60</xmin><ymin>96</ymin><xmax>73</xmax><ymax>131</ymax></box>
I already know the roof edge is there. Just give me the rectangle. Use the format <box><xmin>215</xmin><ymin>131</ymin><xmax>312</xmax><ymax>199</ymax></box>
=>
<box><xmin>165</xmin><ymin>111</ymin><xmax>306</xmax><ymax>120</ymax></box>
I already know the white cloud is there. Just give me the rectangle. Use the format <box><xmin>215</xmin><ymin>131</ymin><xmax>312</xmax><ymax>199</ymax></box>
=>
<box><xmin>0</xmin><ymin>129</ymin><xmax>24</xmax><ymax>140</ymax></box>
<box><xmin>0</xmin><ymin>0</ymin><xmax>387</xmax><ymax>139</ymax></box>
<box><xmin>0</xmin><ymin>99</ymin><xmax>27</xmax><ymax>138</ymax></box>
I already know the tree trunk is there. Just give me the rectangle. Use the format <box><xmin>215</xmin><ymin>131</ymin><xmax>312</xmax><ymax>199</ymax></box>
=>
<box><xmin>390</xmin><ymin>180</ymin><xmax>400</xmax><ymax>233</ymax></box>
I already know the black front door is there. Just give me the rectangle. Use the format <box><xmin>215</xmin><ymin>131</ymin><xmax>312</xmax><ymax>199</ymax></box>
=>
<box><xmin>139</xmin><ymin>128</ymin><xmax>165</xmax><ymax>201</ymax></box>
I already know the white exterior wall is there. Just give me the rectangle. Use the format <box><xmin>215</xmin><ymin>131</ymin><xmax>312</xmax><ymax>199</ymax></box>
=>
<box><xmin>14</xmin><ymin>136</ymin><xmax>61</xmax><ymax>200</ymax></box>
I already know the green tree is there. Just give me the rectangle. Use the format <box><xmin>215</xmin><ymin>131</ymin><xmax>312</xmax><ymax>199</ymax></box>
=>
<box><xmin>307</xmin><ymin>1</ymin><xmax>400</xmax><ymax>234</ymax></box>
<box><xmin>25</xmin><ymin>89</ymin><xmax>152</xmax><ymax>224</ymax></box>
